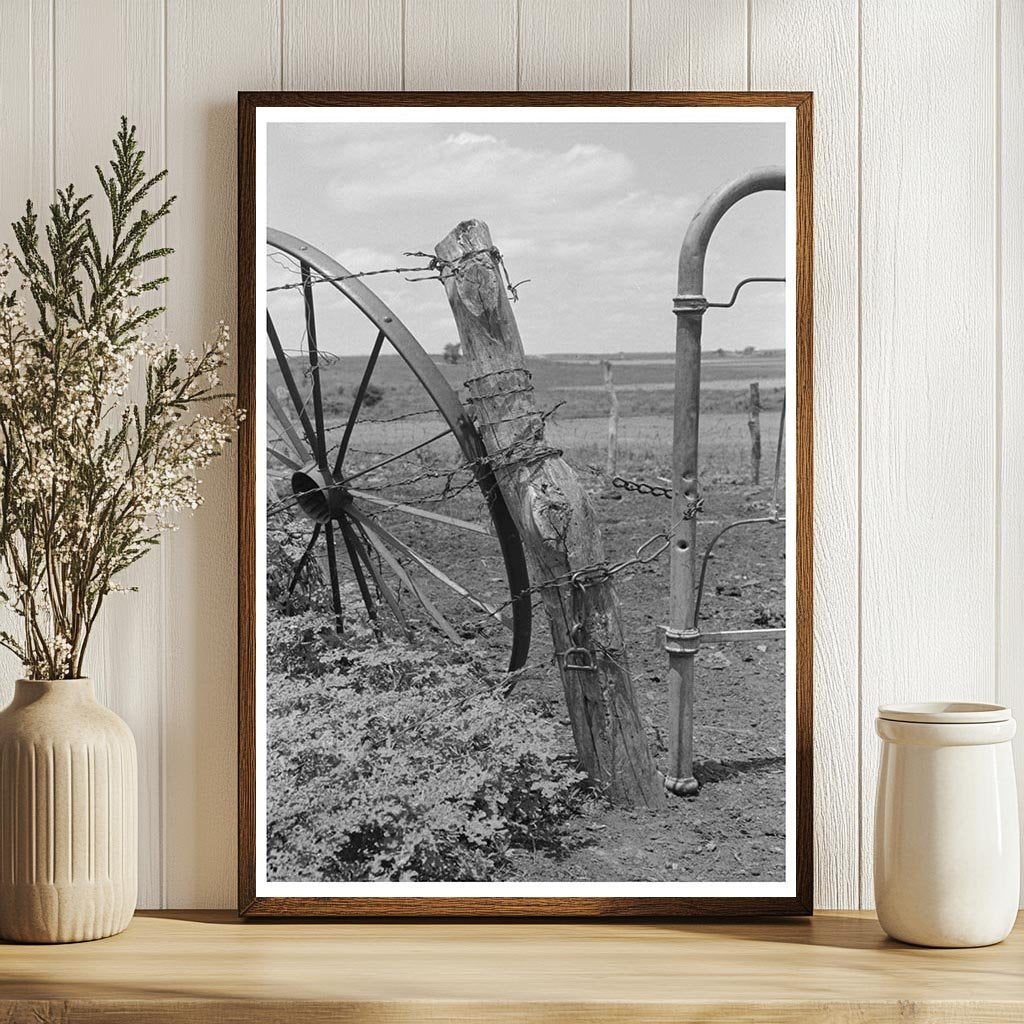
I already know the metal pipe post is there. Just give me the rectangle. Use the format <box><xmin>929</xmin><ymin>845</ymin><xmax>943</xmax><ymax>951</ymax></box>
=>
<box><xmin>664</xmin><ymin>166</ymin><xmax>786</xmax><ymax>797</ymax></box>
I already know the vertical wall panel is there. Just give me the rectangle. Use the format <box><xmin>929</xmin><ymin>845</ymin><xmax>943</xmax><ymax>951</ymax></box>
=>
<box><xmin>284</xmin><ymin>0</ymin><xmax>401</xmax><ymax>90</ymax></box>
<box><xmin>405</xmin><ymin>0</ymin><xmax>516</xmax><ymax>89</ymax></box>
<box><xmin>53</xmin><ymin>0</ymin><xmax>166</xmax><ymax>910</ymax></box>
<box><xmin>164</xmin><ymin>0</ymin><xmax>280</xmax><ymax>908</ymax></box>
<box><xmin>750</xmin><ymin>0</ymin><xmax>860</xmax><ymax>910</ymax></box>
<box><xmin>0</xmin><ymin>3</ymin><xmax>52</xmax><ymax>694</ymax></box>
<box><xmin>0</xmin><ymin>0</ymin><xmax>51</xmax><ymax>216</ymax></box>
<box><xmin>1000</xmin><ymin>0</ymin><xmax>1024</xmax><ymax>899</ymax></box>
<box><xmin>631</xmin><ymin>0</ymin><xmax>746</xmax><ymax>90</ymax></box>
<box><xmin>859</xmin><ymin>0</ymin><xmax>998</xmax><ymax>908</ymax></box>
<box><xmin>519</xmin><ymin>0</ymin><xmax>629</xmax><ymax>89</ymax></box>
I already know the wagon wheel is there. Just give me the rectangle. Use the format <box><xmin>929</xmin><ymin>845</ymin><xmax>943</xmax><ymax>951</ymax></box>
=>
<box><xmin>265</xmin><ymin>228</ymin><xmax>531</xmax><ymax>671</ymax></box>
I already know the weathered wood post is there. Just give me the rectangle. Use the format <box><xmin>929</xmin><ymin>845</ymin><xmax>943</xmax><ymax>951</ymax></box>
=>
<box><xmin>602</xmin><ymin>359</ymin><xmax>618</xmax><ymax>476</ymax></box>
<box><xmin>748</xmin><ymin>382</ymin><xmax>762</xmax><ymax>485</ymax></box>
<box><xmin>436</xmin><ymin>219</ymin><xmax>664</xmax><ymax>808</ymax></box>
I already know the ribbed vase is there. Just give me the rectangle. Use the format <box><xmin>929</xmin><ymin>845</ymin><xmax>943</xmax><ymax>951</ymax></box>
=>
<box><xmin>0</xmin><ymin>678</ymin><xmax>137</xmax><ymax>943</ymax></box>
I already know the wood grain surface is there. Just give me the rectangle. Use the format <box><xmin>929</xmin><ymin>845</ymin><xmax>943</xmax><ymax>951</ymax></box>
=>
<box><xmin>2</xmin><ymin>910</ymin><xmax>1023</xmax><ymax>1023</ymax></box>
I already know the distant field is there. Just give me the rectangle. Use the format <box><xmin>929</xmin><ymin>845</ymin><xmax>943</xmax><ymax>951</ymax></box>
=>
<box><xmin>269</xmin><ymin>350</ymin><xmax>786</xmax><ymax>425</ymax></box>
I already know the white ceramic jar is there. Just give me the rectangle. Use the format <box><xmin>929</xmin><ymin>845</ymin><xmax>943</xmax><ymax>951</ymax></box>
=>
<box><xmin>874</xmin><ymin>702</ymin><xmax>1019</xmax><ymax>947</ymax></box>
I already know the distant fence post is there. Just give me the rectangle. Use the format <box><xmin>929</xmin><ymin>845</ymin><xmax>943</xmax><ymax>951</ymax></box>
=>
<box><xmin>748</xmin><ymin>382</ymin><xmax>762</xmax><ymax>485</ymax></box>
<box><xmin>602</xmin><ymin>359</ymin><xmax>618</xmax><ymax>476</ymax></box>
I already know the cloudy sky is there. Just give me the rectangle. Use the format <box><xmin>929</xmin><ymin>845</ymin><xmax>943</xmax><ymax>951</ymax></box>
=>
<box><xmin>267</xmin><ymin>119</ymin><xmax>786</xmax><ymax>356</ymax></box>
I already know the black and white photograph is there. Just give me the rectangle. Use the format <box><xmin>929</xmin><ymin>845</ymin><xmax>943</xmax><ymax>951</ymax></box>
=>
<box><xmin>244</xmin><ymin>97</ymin><xmax>810</xmax><ymax>913</ymax></box>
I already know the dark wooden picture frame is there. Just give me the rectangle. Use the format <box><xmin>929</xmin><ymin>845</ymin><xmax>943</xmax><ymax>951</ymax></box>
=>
<box><xmin>238</xmin><ymin>91</ymin><xmax>813</xmax><ymax>918</ymax></box>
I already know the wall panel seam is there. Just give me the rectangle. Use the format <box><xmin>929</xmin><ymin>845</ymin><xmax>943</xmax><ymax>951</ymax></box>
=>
<box><xmin>515</xmin><ymin>0</ymin><xmax>521</xmax><ymax>89</ymax></box>
<box><xmin>28</xmin><ymin>0</ymin><xmax>34</xmax><ymax>191</ymax></box>
<box><xmin>49</xmin><ymin>0</ymin><xmax>55</xmax><ymax>195</ymax></box>
<box><xmin>745</xmin><ymin>0</ymin><xmax>752</xmax><ymax>89</ymax></box>
<box><xmin>623</xmin><ymin>0</ymin><xmax>630</xmax><ymax>89</ymax></box>
<box><xmin>994</xmin><ymin>0</ymin><xmax>1004</xmax><ymax>707</ymax></box>
<box><xmin>855</xmin><ymin>0</ymin><xmax>864</xmax><ymax>910</ymax></box>
<box><xmin>159</xmin><ymin>0</ymin><xmax>169</xmax><ymax>910</ymax></box>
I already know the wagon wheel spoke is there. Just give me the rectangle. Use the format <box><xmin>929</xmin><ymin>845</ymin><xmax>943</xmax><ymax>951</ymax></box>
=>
<box><xmin>287</xmin><ymin>522</ymin><xmax>322</xmax><ymax>597</ymax></box>
<box><xmin>349</xmin><ymin>508</ymin><xmax>509</xmax><ymax>627</ymax></box>
<box><xmin>335</xmin><ymin>517</ymin><xmax>379</xmax><ymax>628</ymax></box>
<box><xmin>267</xmin><ymin>310</ymin><xmax>320</xmax><ymax>457</ymax></box>
<box><xmin>301</xmin><ymin>262</ymin><xmax>331</xmax><ymax>473</ymax></box>
<box><xmin>354</xmin><ymin>515</ymin><xmax>462</xmax><ymax>644</ymax></box>
<box><xmin>347</xmin><ymin>519</ymin><xmax>410</xmax><ymax>633</ymax></box>
<box><xmin>334</xmin><ymin>330</ymin><xmax>385</xmax><ymax>477</ymax></box>
<box><xmin>323</xmin><ymin>521</ymin><xmax>345</xmax><ymax>633</ymax></box>
<box><xmin>269</xmin><ymin>445</ymin><xmax>302</xmax><ymax>472</ymax></box>
<box><xmin>347</xmin><ymin>489</ymin><xmax>491</xmax><ymax>536</ymax></box>
<box><xmin>341</xmin><ymin>427</ymin><xmax>454</xmax><ymax>486</ymax></box>
<box><xmin>267</xmin><ymin>389</ymin><xmax>312</xmax><ymax>464</ymax></box>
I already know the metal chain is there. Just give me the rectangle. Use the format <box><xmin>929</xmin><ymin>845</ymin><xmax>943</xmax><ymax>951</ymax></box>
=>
<box><xmin>452</xmin><ymin>499</ymin><xmax>705</xmax><ymax>653</ymax></box>
<box><xmin>611</xmin><ymin>473</ymin><xmax>674</xmax><ymax>499</ymax></box>
<box><xmin>511</xmin><ymin>498</ymin><xmax>704</xmax><ymax>601</ymax></box>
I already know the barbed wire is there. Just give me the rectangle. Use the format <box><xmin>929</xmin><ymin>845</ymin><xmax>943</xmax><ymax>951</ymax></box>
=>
<box><xmin>352</xmin><ymin>407</ymin><xmax>441</xmax><ymax>426</ymax></box>
<box><xmin>268</xmin><ymin>244</ymin><xmax>528</xmax><ymax>302</ymax></box>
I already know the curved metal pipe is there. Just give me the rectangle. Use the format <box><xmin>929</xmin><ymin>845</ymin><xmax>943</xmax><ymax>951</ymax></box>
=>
<box><xmin>665</xmin><ymin>165</ymin><xmax>786</xmax><ymax>798</ymax></box>
<box><xmin>677</xmin><ymin>165</ymin><xmax>786</xmax><ymax>296</ymax></box>
<box><xmin>692</xmin><ymin>515</ymin><xmax>786</xmax><ymax>626</ymax></box>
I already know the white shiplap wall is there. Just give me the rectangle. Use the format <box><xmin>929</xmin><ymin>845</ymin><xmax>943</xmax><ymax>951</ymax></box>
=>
<box><xmin>0</xmin><ymin>0</ymin><xmax>1015</xmax><ymax>911</ymax></box>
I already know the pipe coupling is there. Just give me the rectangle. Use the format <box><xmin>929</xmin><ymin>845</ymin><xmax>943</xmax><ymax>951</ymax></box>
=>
<box><xmin>664</xmin><ymin>627</ymin><xmax>700</xmax><ymax>655</ymax></box>
<box><xmin>673</xmin><ymin>294</ymin><xmax>708</xmax><ymax>316</ymax></box>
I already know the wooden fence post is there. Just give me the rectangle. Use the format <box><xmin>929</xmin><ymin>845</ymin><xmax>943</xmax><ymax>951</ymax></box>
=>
<box><xmin>602</xmin><ymin>359</ymin><xmax>618</xmax><ymax>476</ymax></box>
<box><xmin>748</xmin><ymin>382</ymin><xmax>762</xmax><ymax>485</ymax></box>
<box><xmin>435</xmin><ymin>219</ymin><xmax>664</xmax><ymax>808</ymax></box>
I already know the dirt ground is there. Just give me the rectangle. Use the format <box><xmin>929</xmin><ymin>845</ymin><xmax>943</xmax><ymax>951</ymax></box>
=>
<box><xmin>496</xmin><ymin>465</ymin><xmax>787</xmax><ymax>883</ymax></box>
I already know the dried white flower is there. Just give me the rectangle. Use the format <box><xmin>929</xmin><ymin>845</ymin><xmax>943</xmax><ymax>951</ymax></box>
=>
<box><xmin>0</xmin><ymin>120</ymin><xmax>242</xmax><ymax>679</ymax></box>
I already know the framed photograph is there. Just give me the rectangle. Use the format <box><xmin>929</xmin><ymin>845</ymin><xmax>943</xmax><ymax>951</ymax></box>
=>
<box><xmin>238</xmin><ymin>91</ymin><xmax>812</xmax><ymax>917</ymax></box>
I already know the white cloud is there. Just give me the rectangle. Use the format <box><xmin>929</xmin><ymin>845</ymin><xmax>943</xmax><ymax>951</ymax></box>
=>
<box><xmin>445</xmin><ymin>131</ymin><xmax>499</xmax><ymax>146</ymax></box>
<box><xmin>269</xmin><ymin>121</ymin><xmax>785</xmax><ymax>355</ymax></box>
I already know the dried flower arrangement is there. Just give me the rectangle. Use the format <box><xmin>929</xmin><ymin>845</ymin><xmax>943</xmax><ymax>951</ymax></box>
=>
<box><xmin>0</xmin><ymin>119</ymin><xmax>240</xmax><ymax>679</ymax></box>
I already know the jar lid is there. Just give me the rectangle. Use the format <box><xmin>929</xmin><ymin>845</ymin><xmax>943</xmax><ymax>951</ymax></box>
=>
<box><xmin>877</xmin><ymin>701</ymin><xmax>1011</xmax><ymax>724</ymax></box>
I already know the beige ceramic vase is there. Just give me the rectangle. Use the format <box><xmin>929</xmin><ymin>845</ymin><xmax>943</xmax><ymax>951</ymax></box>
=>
<box><xmin>0</xmin><ymin>678</ymin><xmax>137</xmax><ymax>942</ymax></box>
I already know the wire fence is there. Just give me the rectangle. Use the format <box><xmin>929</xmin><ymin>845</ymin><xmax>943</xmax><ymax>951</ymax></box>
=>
<box><xmin>264</xmin><ymin>241</ymin><xmax>786</xmax><ymax>677</ymax></box>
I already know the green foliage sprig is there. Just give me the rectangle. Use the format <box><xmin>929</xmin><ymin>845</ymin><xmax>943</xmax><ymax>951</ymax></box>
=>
<box><xmin>0</xmin><ymin>118</ymin><xmax>240</xmax><ymax>679</ymax></box>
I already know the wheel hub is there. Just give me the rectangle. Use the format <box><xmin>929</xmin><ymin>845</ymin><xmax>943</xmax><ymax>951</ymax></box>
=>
<box><xmin>291</xmin><ymin>468</ymin><xmax>350</xmax><ymax>524</ymax></box>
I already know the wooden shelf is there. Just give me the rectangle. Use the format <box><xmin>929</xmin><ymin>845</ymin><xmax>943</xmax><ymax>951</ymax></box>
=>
<box><xmin>2</xmin><ymin>910</ymin><xmax>1022</xmax><ymax>1022</ymax></box>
